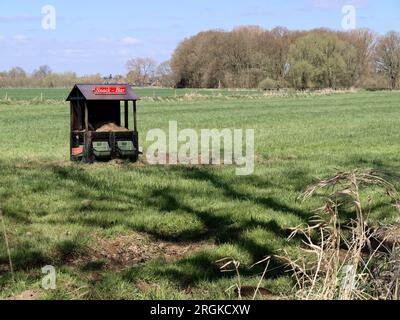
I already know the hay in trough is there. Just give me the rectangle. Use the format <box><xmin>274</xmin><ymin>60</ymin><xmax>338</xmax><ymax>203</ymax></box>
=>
<box><xmin>96</xmin><ymin>123</ymin><xmax>129</xmax><ymax>133</ymax></box>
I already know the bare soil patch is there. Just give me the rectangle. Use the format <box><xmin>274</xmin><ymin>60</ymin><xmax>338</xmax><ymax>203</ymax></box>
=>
<box><xmin>76</xmin><ymin>232</ymin><xmax>214</xmax><ymax>271</ymax></box>
<box><xmin>235</xmin><ymin>286</ymin><xmax>274</xmax><ymax>299</ymax></box>
<box><xmin>6</xmin><ymin>289</ymin><xmax>41</xmax><ymax>300</ymax></box>
<box><xmin>374</xmin><ymin>224</ymin><xmax>400</xmax><ymax>248</ymax></box>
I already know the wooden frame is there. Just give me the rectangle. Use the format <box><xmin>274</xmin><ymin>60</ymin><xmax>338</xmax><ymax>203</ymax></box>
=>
<box><xmin>67</xmin><ymin>85</ymin><xmax>140</xmax><ymax>163</ymax></box>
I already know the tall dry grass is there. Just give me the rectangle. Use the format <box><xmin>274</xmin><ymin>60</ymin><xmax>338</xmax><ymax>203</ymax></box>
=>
<box><xmin>281</xmin><ymin>170</ymin><xmax>400</xmax><ymax>300</ymax></box>
<box><xmin>217</xmin><ymin>256</ymin><xmax>271</xmax><ymax>300</ymax></box>
<box><xmin>218</xmin><ymin>170</ymin><xmax>400</xmax><ymax>300</ymax></box>
<box><xmin>0</xmin><ymin>208</ymin><xmax>14</xmax><ymax>282</ymax></box>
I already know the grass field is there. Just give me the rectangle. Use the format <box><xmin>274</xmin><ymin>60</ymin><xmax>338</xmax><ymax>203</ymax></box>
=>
<box><xmin>1</xmin><ymin>89</ymin><xmax>400</xmax><ymax>300</ymax></box>
<box><xmin>0</xmin><ymin>87</ymin><xmax>263</xmax><ymax>100</ymax></box>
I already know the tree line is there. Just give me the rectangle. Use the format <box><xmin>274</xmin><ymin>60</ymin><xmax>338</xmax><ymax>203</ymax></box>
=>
<box><xmin>171</xmin><ymin>27</ymin><xmax>400</xmax><ymax>90</ymax></box>
<box><xmin>0</xmin><ymin>65</ymin><xmax>106</xmax><ymax>88</ymax></box>
<box><xmin>0</xmin><ymin>61</ymin><xmax>173</xmax><ymax>88</ymax></box>
<box><xmin>1</xmin><ymin>26</ymin><xmax>399</xmax><ymax>90</ymax></box>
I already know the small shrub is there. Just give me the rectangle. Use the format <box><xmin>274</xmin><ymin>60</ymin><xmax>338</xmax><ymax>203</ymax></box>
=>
<box><xmin>363</xmin><ymin>77</ymin><xmax>388</xmax><ymax>91</ymax></box>
<box><xmin>259</xmin><ymin>78</ymin><xmax>278</xmax><ymax>91</ymax></box>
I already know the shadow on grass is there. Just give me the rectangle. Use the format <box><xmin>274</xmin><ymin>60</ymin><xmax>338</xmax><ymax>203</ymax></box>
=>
<box><xmin>0</xmin><ymin>160</ymin><xmax>313</xmax><ymax>285</ymax></box>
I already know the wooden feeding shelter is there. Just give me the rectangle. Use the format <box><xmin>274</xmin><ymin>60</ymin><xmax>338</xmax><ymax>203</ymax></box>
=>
<box><xmin>66</xmin><ymin>84</ymin><xmax>141</xmax><ymax>163</ymax></box>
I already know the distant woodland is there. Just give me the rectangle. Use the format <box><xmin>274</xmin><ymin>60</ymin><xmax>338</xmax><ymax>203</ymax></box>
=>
<box><xmin>1</xmin><ymin>27</ymin><xmax>400</xmax><ymax>90</ymax></box>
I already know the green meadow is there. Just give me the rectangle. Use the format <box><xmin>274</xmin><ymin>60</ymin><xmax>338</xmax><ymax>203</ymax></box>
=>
<box><xmin>0</xmin><ymin>87</ymin><xmax>262</xmax><ymax>101</ymax></box>
<box><xmin>0</xmin><ymin>89</ymin><xmax>400</xmax><ymax>299</ymax></box>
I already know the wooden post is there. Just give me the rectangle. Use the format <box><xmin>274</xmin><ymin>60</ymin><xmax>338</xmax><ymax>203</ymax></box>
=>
<box><xmin>124</xmin><ymin>101</ymin><xmax>129</xmax><ymax>129</ymax></box>
<box><xmin>84</xmin><ymin>132</ymin><xmax>93</xmax><ymax>163</ymax></box>
<box><xmin>133</xmin><ymin>100</ymin><xmax>137</xmax><ymax>132</ymax></box>
<box><xmin>84</xmin><ymin>102</ymin><xmax>89</xmax><ymax>132</ymax></box>
<box><xmin>76</xmin><ymin>94</ymin><xmax>81</xmax><ymax>131</ymax></box>
<box><xmin>70</xmin><ymin>103</ymin><xmax>73</xmax><ymax>160</ymax></box>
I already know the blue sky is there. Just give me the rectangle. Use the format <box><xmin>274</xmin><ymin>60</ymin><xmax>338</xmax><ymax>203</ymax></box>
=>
<box><xmin>0</xmin><ymin>0</ymin><xmax>399</xmax><ymax>75</ymax></box>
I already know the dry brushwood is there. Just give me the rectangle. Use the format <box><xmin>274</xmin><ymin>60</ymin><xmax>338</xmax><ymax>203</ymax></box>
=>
<box><xmin>217</xmin><ymin>256</ymin><xmax>271</xmax><ymax>300</ymax></box>
<box><xmin>280</xmin><ymin>169</ymin><xmax>400</xmax><ymax>300</ymax></box>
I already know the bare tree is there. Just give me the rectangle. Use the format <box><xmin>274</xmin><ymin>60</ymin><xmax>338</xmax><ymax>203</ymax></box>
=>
<box><xmin>338</xmin><ymin>29</ymin><xmax>376</xmax><ymax>87</ymax></box>
<box><xmin>7</xmin><ymin>67</ymin><xmax>27</xmax><ymax>87</ymax></box>
<box><xmin>126</xmin><ymin>57</ymin><xmax>157</xmax><ymax>86</ymax></box>
<box><xmin>375</xmin><ymin>31</ymin><xmax>400</xmax><ymax>90</ymax></box>
<box><xmin>8</xmin><ymin>66</ymin><xmax>26</xmax><ymax>79</ymax></box>
<box><xmin>155</xmin><ymin>61</ymin><xmax>174</xmax><ymax>87</ymax></box>
<box><xmin>33</xmin><ymin>65</ymin><xmax>52</xmax><ymax>79</ymax></box>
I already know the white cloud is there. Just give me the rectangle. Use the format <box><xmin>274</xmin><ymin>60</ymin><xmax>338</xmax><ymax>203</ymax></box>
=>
<box><xmin>12</xmin><ymin>34</ymin><xmax>28</xmax><ymax>42</ymax></box>
<box><xmin>0</xmin><ymin>14</ymin><xmax>40</xmax><ymax>23</ymax></box>
<box><xmin>117</xmin><ymin>49</ymin><xmax>129</xmax><ymax>56</ymax></box>
<box><xmin>64</xmin><ymin>49</ymin><xmax>86</xmax><ymax>56</ymax></box>
<box><xmin>0</xmin><ymin>35</ymin><xmax>5</xmax><ymax>41</ymax></box>
<box><xmin>120</xmin><ymin>37</ymin><xmax>140</xmax><ymax>45</ymax></box>
<box><xmin>310</xmin><ymin>0</ymin><xmax>368</xmax><ymax>9</ymax></box>
<box><xmin>96</xmin><ymin>37</ymin><xmax>112</xmax><ymax>43</ymax></box>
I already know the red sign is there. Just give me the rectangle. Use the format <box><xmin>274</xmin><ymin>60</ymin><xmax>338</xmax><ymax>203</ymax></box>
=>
<box><xmin>71</xmin><ymin>147</ymin><xmax>84</xmax><ymax>156</ymax></box>
<box><xmin>93</xmin><ymin>86</ymin><xmax>127</xmax><ymax>95</ymax></box>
